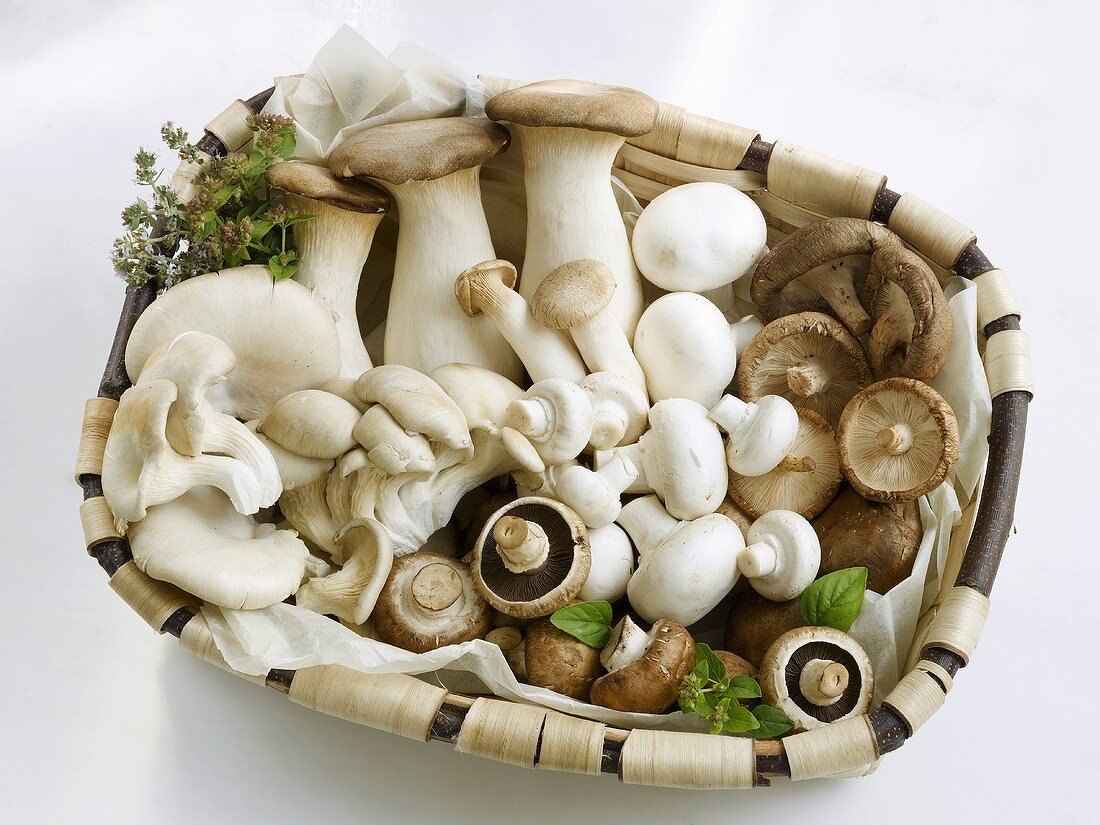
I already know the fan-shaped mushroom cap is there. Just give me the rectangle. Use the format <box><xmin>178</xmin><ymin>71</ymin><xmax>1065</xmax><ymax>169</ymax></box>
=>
<box><xmin>485</xmin><ymin>79</ymin><xmax>658</xmax><ymax>137</ymax></box>
<box><xmin>329</xmin><ymin>117</ymin><xmax>510</xmax><ymax>184</ymax></box>
<box><xmin>257</xmin><ymin>389</ymin><xmax>361</xmax><ymax>459</ymax></box>
<box><xmin>737</xmin><ymin>311</ymin><xmax>874</xmax><ymax>428</ymax></box>
<box><xmin>125</xmin><ymin>266</ymin><xmax>342</xmax><ymax>420</ymax></box>
<box><xmin>430</xmin><ymin>363</ymin><xmax>525</xmax><ymax>435</ymax></box>
<box><xmin>589</xmin><ymin>619</ymin><xmax>695</xmax><ymax>714</ymax></box>
<box><xmin>294</xmin><ymin>517</ymin><xmax>394</xmax><ymax>625</ymax></box>
<box><xmin>759</xmin><ymin>626</ymin><xmax>874</xmax><ymax>731</ymax></box>
<box><xmin>523</xmin><ymin>617</ymin><xmax>603</xmax><ymax>701</ymax></box>
<box><xmin>837</xmin><ymin>378</ymin><xmax>959</xmax><ymax>502</ymax></box>
<box><xmin>266</xmin><ymin>161</ymin><xmax>390</xmax><ymax>213</ymax></box>
<box><xmin>471</xmin><ymin>497</ymin><xmax>591</xmax><ymax>618</ymax></box>
<box><xmin>355</xmin><ymin>364</ymin><xmax>472</xmax><ymax>454</ymax></box>
<box><xmin>530</xmin><ymin>258</ymin><xmax>616</xmax><ymax>330</ymax></box>
<box><xmin>728</xmin><ymin>407</ymin><xmax>842</xmax><ymax>519</ymax></box>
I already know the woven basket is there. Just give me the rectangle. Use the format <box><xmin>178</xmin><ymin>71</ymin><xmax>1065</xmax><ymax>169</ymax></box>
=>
<box><xmin>76</xmin><ymin>79</ymin><xmax>1032</xmax><ymax>789</ymax></box>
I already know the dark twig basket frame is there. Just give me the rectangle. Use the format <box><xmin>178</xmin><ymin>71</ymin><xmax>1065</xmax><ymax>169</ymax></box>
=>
<box><xmin>75</xmin><ymin>81</ymin><xmax>1032</xmax><ymax>788</ymax></box>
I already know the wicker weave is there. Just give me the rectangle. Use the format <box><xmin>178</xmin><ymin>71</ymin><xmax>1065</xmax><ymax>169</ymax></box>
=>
<box><xmin>76</xmin><ymin>80</ymin><xmax>1031</xmax><ymax>789</ymax></box>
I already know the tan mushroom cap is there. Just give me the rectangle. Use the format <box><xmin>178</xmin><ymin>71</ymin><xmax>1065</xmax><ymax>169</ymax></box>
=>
<box><xmin>837</xmin><ymin>378</ymin><xmax>959</xmax><ymax>503</ymax></box>
<box><xmin>530</xmin><ymin>258</ymin><xmax>616</xmax><ymax>329</ymax></box>
<box><xmin>523</xmin><ymin>617</ymin><xmax>603</xmax><ymax>701</ymax></box>
<box><xmin>723</xmin><ymin>589</ymin><xmax>805</xmax><ymax>669</ymax></box>
<box><xmin>454</xmin><ymin>259</ymin><xmax>519</xmax><ymax>318</ymax></box>
<box><xmin>759</xmin><ymin>626</ymin><xmax>874</xmax><ymax>731</ymax></box>
<box><xmin>266</xmin><ymin>161</ymin><xmax>390</xmax><ymax>213</ymax></box>
<box><xmin>737</xmin><ymin>312</ymin><xmax>874</xmax><ymax>428</ymax></box>
<box><xmin>728</xmin><ymin>407</ymin><xmax>842</xmax><ymax>520</ymax></box>
<box><xmin>328</xmin><ymin>117</ymin><xmax>509</xmax><ymax>185</ymax></box>
<box><xmin>485</xmin><ymin>79</ymin><xmax>658</xmax><ymax>137</ymax></box>
<box><xmin>589</xmin><ymin>620</ymin><xmax>696</xmax><ymax>714</ymax></box>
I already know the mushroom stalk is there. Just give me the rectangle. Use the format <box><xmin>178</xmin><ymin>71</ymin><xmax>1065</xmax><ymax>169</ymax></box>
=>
<box><xmin>877</xmin><ymin>424</ymin><xmax>914</xmax><ymax>455</ymax></box>
<box><xmin>600</xmin><ymin>616</ymin><xmax>651</xmax><ymax>672</ymax></box>
<box><xmin>786</xmin><ymin>363</ymin><xmax>829</xmax><ymax>397</ymax></box>
<box><xmin>797</xmin><ymin>265</ymin><xmax>872</xmax><ymax>336</ymax></box>
<box><xmin>569</xmin><ymin>310</ymin><xmax>647</xmax><ymax>392</ymax></box>
<box><xmin>411</xmin><ymin>562</ymin><xmax>464</xmax><ymax>611</ymax></box>
<box><xmin>616</xmin><ymin>494</ymin><xmax>681</xmax><ymax>556</ymax></box>
<box><xmin>737</xmin><ymin>541</ymin><xmax>778</xmax><ymax>578</ymax></box>
<box><xmin>493</xmin><ymin>516</ymin><xmax>551</xmax><ymax>573</ymax></box>
<box><xmin>799</xmin><ymin>658</ymin><xmax>850</xmax><ymax>706</ymax></box>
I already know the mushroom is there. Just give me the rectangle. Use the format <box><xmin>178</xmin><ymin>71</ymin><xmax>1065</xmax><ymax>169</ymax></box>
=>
<box><xmin>523</xmin><ymin>617</ymin><xmax>603</xmax><ymax>700</ymax></box>
<box><xmin>506</xmin><ymin>379</ymin><xmax>594</xmax><ymax>466</ymax></box>
<box><xmin>278</xmin><ymin>474</ymin><xmax>342</xmax><ymax>558</ymax></box>
<box><xmin>372</xmin><ymin>552</ymin><xmax>492</xmax><ymax>653</ymax></box>
<box><xmin>328</xmin><ymin>117</ymin><xmax>522</xmax><ymax>380</ymax></box>
<box><xmin>858</xmin><ymin>244</ymin><xmax>953</xmax><ymax>381</ymax></box>
<box><xmin>814</xmin><ymin>486</ymin><xmax>923</xmax><ymax>594</ymax></box>
<box><xmin>517</xmin><ymin>451</ymin><xmax>639</xmax><ymax>529</ymax></box>
<box><xmin>354</xmin><ymin>364</ymin><xmax>472</xmax><ymax>455</ymax></box>
<box><xmin>484</xmin><ymin>79</ymin><xmax>657</xmax><ymax>335</ymax></box>
<box><xmin>590</xmin><ymin>617</ymin><xmax>696</xmax><ymax>714</ymax></box>
<box><xmin>837</xmin><ymin>378</ymin><xmax>960</xmax><ymax>502</ymax></box>
<box><xmin>713</xmin><ymin>650</ymin><xmax>757</xmax><ymax>679</ymax></box>
<box><xmin>319</xmin><ymin>378</ymin><xmax>369</xmax><ymax>413</ymax></box>
<box><xmin>124</xmin><ymin>266</ymin><xmax>341</xmax><ymax>420</ymax></box>
<box><xmin>759</xmin><ymin>626</ymin><xmax>874</xmax><ymax>731</ymax></box>
<box><xmin>738</xmin><ymin>510</ymin><xmax>821</xmax><ymax>602</ymax></box>
<box><xmin>295</xmin><ymin>518</ymin><xmax>394</xmax><ymax>625</ymax></box>
<box><xmin>486</xmin><ymin>624</ymin><xmax>528</xmax><ymax>680</ymax></box>
<box><xmin>723</xmin><ymin>589</ymin><xmax>805</xmax><ymax>669</ymax></box>
<box><xmin>707</xmin><ymin>393</ymin><xmax>800</xmax><ymax>477</ymax></box>
<box><xmin>530</xmin><ymin>258</ymin><xmax>647</xmax><ymax>395</ymax></box>
<box><xmin>266</xmin><ymin>161</ymin><xmax>391</xmax><ymax>378</ymax></box>
<box><xmin>245</xmin><ymin>420</ymin><xmax>332</xmax><ymax>491</ymax></box>
<box><xmin>257</xmin><ymin>389</ymin><xmax>361</xmax><ymax>459</ymax></box>
<box><xmin>631</xmin><ymin>182</ymin><xmax>768</xmax><ymax>292</ymax></box>
<box><xmin>617</xmin><ymin>495</ymin><xmax>743</xmax><ymax>625</ymax></box>
<box><xmin>471</xmin><ymin>497</ymin><xmax>591</xmax><ymax>618</ymax></box>
<box><xmin>729</xmin><ymin>315</ymin><xmax>764</xmax><ymax>360</ymax></box>
<box><xmin>727</xmin><ymin>407</ymin><xmax>842</xmax><ymax>519</ymax></box>
<box><xmin>598</xmin><ymin>398</ymin><xmax>727</xmax><ymax>521</ymax></box>
<box><xmin>578</xmin><ymin>523</ymin><xmax>635</xmax><ymax>603</ymax></box>
<box><xmin>737</xmin><ymin>311</ymin><xmax>874</xmax><ymax>428</ymax></box>
<box><xmin>580</xmin><ymin>372</ymin><xmax>649</xmax><ymax>450</ymax></box>
<box><xmin>351</xmin><ymin>405</ymin><xmax>435</xmax><ymax>476</ymax></box>
<box><xmin>127</xmin><ymin>486</ymin><xmax>308</xmax><ymax>610</ymax></box>
<box><xmin>454</xmin><ymin>259</ymin><xmax>587</xmax><ymax>384</ymax></box>
<box><xmin>751</xmin><ymin>217</ymin><xmax>898</xmax><ymax>336</ymax></box>
<box><xmin>632</xmin><ymin>292</ymin><xmax>737</xmax><ymax>408</ymax></box>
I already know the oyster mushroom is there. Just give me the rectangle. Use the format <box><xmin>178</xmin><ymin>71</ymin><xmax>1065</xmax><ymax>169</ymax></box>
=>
<box><xmin>351</xmin><ymin>405</ymin><xmax>435</xmax><ymax>476</ymax></box>
<box><xmin>837</xmin><ymin>378</ymin><xmax>959</xmax><ymax>502</ymax></box>
<box><xmin>373</xmin><ymin>552</ymin><xmax>492</xmax><ymax>653</ymax></box>
<box><xmin>506</xmin><ymin>379</ymin><xmax>594</xmax><ymax>466</ymax></box>
<box><xmin>523</xmin><ymin>617</ymin><xmax>603</xmax><ymax>700</ymax></box>
<box><xmin>471</xmin><ymin>497</ymin><xmax>591</xmax><ymax>618</ymax></box>
<box><xmin>257</xmin><ymin>389</ymin><xmax>361</xmax><ymax>460</ymax></box>
<box><xmin>737</xmin><ymin>311</ymin><xmax>874</xmax><ymax>428</ymax></box>
<box><xmin>580</xmin><ymin>372</ymin><xmax>649</xmax><ymax>450</ymax></box>
<box><xmin>723</xmin><ymin>589</ymin><xmax>805</xmax><ymax>669</ymax></box>
<box><xmin>590</xmin><ymin>617</ymin><xmax>695</xmax><ymax>714</ymax></box>
<box><xmin>759</xmin><ymin>626</ymin><xmax>874</xmax><ymax>731</ymax></box>
<box><xmin>295</xmin><ymin>518</ymin><xmax>394</xmax><ymax>625</ymax></box>
<box><xmin>727</xmin><ymin>407</ymin><xmax>842</xmax><ymax>519</ymax></box>
<box><xmin>266</xmin><ymin>161</ymin><xmax>391</xmax><ymax>378</ymax></box>
<box><xmin>354</xmin><ymin>364</ymin><xmax>472</xmax><ymax>455</ymax></box>
<box><xmin>246</xmin><ymin>421</ymin><xmax>333</xmax><ymax>492</ymax></box>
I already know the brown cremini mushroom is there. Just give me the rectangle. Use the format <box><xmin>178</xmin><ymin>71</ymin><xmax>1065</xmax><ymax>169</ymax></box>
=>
<box><xmin>837</xmin><ymin>378</ymin><xmax>959</xmax><ymax>502</ymax></box>
<box><xmin>590</xmin><ymin>617</ymin><xmax>696</xmax><ymax>714</ymax></box>
<box><xmin>713</xmin><ymin>650</ymin><xmax>757</xmax><ymax>679</ymax></box>
<box><xmin>814</xmin><ymin>486</ymin><xmax>923</xmax><ymax>594</ymax></box>
<box><xmin>472</xmin><ymin>497</ymin><xmax>591</xmax><ymax>618</ymax></box>
<box><xmin>523</xmin><ymin>617</ymin><xmax>603</xmax><ymax>700</ymax></box>
<box><xmin>759</xmin><ymin>626</ymin><xmax>874</xmax><ymax>731</ymax></box>
<box><xmin>373</xmin><ymin>552</ymin><xmax>492</xmax><ymax>653</ymax></box>
<box><xmin>727</xmin><ymin>407</ymin><xmax>842</xmax><ymax>519</ymax></box>
<box><xmin>737</xmin><ymin>312</ymin><xmax>873</xmax><ymax>428</ymax></box>
<box><xmin>723</xmin><ymin>588</ymin><xmax>805</xmax><ymax>669</ymax></box>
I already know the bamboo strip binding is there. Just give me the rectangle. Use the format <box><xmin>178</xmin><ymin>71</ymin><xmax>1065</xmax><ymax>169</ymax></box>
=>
<box><xmin>79</xmin><ymin>496</ymin><xmax>121</xmax><ymax>550</ymax></box>
<box><xmin>455</xmin><ymin>698</ymin><xmax>547</xmax><ymax>767</ymax></box>
<box><xmin>784</xmin><ymin>715</ymin><xmax>879</xmax><ymax>780</ymax></box>
<box><xmin>883</xmin><ymin>669</ymin><xmax>947</xmax><ymax>734</ymax></box>
<box><xmin>984</xmin><ymin>329</ymin><xmax>1034</xmax><ymax>397</ymax></box>
<box><xmin>108</xmin><ymin>561</ymin><xmax>194</xmax><ymax>632</ymax></box>
<box><xmin>620</xmin><ymin>729</ymin><xmax>755</xmax><ymax>789</ymax></box>
<box><xmin>921</xmin><ymin>586</ymin><xmax>992</xmax><ymax>664</ymax></box>
<box><xmin>75</xmin><ymin>397</ymin><xmax>117</xmax><ymax>480</ymax></box>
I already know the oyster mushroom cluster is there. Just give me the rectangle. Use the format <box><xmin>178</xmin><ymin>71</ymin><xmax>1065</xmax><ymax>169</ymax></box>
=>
<box><xmin>104</xmin><ymin>78</ymin><xmax>968</xmax><ymax>737</ymax></box>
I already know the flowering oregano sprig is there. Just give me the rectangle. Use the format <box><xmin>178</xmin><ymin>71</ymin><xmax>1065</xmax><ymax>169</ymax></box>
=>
<box><xmin>679</xmin><ymin>643</ymin><xmax>793</xmax><ymax>738</ymax></box>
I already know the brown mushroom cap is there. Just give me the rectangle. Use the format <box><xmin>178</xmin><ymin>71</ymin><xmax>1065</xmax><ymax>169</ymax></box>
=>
<box><xmin>472</xmin><ymin>497</ymin><xmax>591</xmax><ymax>618</ymax></box>
<box><xmin>716</xmin><ymin>497</ymin><xmax>754</xmax><ymax>534</ymax></box>
<box><xmin>373</xmin><ymin>552</ymin><xmax>492</xmax><ymax>653</ymax></box>
<box><xmin>530</xmin><ymin>259</ymin><xmax>617</xmax><ymax>330</ymax></box>
<box><xmin>713</xmin><ymin>650</ymin><xmax>757</xmax><ymax>679</ymax></box>
<box><xmin>837</xmin><ymin>378</ymin><xmax>959</xmax><ymax>502</ymax></box>
<box><xmin>523</xmin><ymin>617</ymin><xmax>603</xmax><ymax>700</ymax></box>
<box><xmin>859</xmin><ymin>244</ymin><xmax>953</xmax><ymax>381</ymax></box>
<box><xmin>266</xmin><ymin>161</ymin><xmax>390</xmax><ymax>213</ymax></box>
<box><xmin>759</xmin><ymin>626</ymin><xmax>874</xmax><ymax>731</ymax></box>
<box><xmin>454</xmin><ymin>259</ymin><xmax>519</xmax><ymax>318</ymax></box>
<box><xmin>737</xmin><ymin>312</ymin><xmax>874</xmax><ymax>428</ymax></box>
<box><xmin>589</xmin><ymin>620</ymin><xmax>696</xmax><ymax>714</ymax></box>
<box><xmin>728</xmin><ymin>407</ymin><xmax>842</xmax><ymax>519</ymax></box>
<box><xmin>485</xmin><ymin>79</ymin><xmax>658</xmax><ymax>137</ymax></box>
<box><xmin>328</xmin><ymin>117</ymin><xmax>509</xmax><ymax>185</ymax></box>
<box><xmin>723</xmin><ymin>589</ymin><xmax>804</xmax><ymax>669</ymax></box>
<box><xmin>814</xmin><ymin>486</ymin><xmax>923</xmax><ymax>594</ymax></box>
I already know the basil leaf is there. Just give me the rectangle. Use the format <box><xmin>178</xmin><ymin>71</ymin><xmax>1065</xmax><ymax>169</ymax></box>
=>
<box><xmin>692</xmin><ymin>658</ymin><xmax>709</xmax><ymax>683</ymax></box>
<box><xmin>749</xmin><ymin>704</ymin><xmax>794</xmax><ymax>739</ymax></box>
<box><xmin>549</xmin><ymin>601</ymin><xmax>613</xmax><ymax>648</ymax></box>
<box><xmin>695</xmin><ymin>643</ymin><xmax>726</xmax><ymax>682</ymax></box>
<box><xmin>801</xmin><ymin>567</ymin><xmax>868</xmax><ymax>632</ymax></box>
<box><xmin>723</xmin><ymin>704</ymin><xmax>761</xmax><ymax>734</ymax></box>
<box><xmin>724</xmin><ymin>674</ymin><xmax>762</xmax><ymax>700</ymax></box>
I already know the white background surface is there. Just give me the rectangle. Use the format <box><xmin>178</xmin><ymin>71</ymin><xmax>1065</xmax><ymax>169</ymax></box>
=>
<box><xmin>2</xmin><ymin>1</ymin><xmax>1095</xmax><ymax>822</ymax></box>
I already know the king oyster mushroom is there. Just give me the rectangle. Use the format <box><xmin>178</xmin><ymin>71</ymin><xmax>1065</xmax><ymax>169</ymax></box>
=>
<box><xmin>471</xmin><ymin>497</ymin><xmax>591</xmax><ymax>618</ymax></box>
<box><xmin>522</xmin><ymin>617</ymin><xmax>603</xmax><ymax>700</ymax></box>
<box><xmin>737</xmin><ymin>311</ymin><xmax>874</xmax><ymax>428</ymax></box>
<box><xmin>837</xmin><ymin>378</ymin><xmax>959</xmax><ymax>502</ymax></box>
<box><xmin>590</xmin><ymin>616</ymin><xmax>696</xmax><ymax>714</ymax></box>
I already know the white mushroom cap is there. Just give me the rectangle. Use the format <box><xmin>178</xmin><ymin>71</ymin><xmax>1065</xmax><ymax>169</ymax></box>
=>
<box><xmin>128</xmin><ymin>486</ymin><xmax>309</xmax><ymax>610</ymax></box>
<box><xmin>580</xmin><ymin>372</ymin><xmax>649</xmax><ymax>449</ymax></box>
<box><xmin>258</xmin><ymin>389</ymin><xmax>362</xmax><ymax>459</ymax></box>
<box><xmin>578</xmin><ymin>523</ymin><xmax>634</xmax><ymax>602</ymax></box>
<box><xmin>738</xmin><ymin>510</ymin><xmax>821</xmax><ymax>602</ymax></box>
<box><xmin>124</xmin><ymin>266</ymin><xmax>342</xmax><ymax>420</ymax></box>
<box><xmin>708</xmin><ymin>393</ymin><xmax>800</xmax><ymax>477</ymax></box>
<box><xmin>506</xmin><ymin>379</ymin><xmax>594</xmax><ymax>466</ymax></box>
<box><xmin>631</xmin><ymin>182</ymin><xmax>768</xmax><ymax>292</ymax></box>
<box><xmin>295</xmin><ymin>517</ymin><xmax>394</xmax><ymax>625</ymax></box>
<box><xmin>355</xmin><ymin>365</ymin><xmax>472</xmax><ymax>454</ymax></box>
<box><xmin>551</xmin><ymin>450</ymin><xmax>639</xmax><ymax>528</ymax></box>
<box><xmin>633</xmin><ymin>292</ymin><xmax>737</xmax><ymax>408</ymax></box>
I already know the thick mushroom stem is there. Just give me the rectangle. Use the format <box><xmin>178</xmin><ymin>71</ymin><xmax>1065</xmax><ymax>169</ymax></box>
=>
<box><xmin>411</xmin><ymin>563</ymin><xmax>464</xmax><ymax>612</ymax></box>
<box><xmin>738</xmin><ymin>541</ymin><xmax>779</xmax><ymax>578</ymax></box>
<box><xmin>507</xmin><ymin>397</ymin><xmax>555</xmax><ymax>439</ymax></box>
<box><xmin>591</xmin><ymin>408</ymin><xmax>629</xmax><ymax>450</ymax></box>
<box><xmin>493</xmin><ymin>516</ymin><xmax>551</xmax><ymax>573</ymax></box>
<box><xmin>616</xmin><ymin>494</ymin><xmax>681</xmax><ymax>556</ymax></box>
<box><xmin>284</xmin><ymin>194</ymin><xmax>383</xmax><ymax>378</ymax></box>
<box><xmin>511</xmin><ymin>126</ymin><xmax>644</xmax><ymax>335</ymax></box>
<box><xmin>877</xmin><ymin>424</ymin><xmax>914</xmax><ymax>455</ymax></box>
<box><xmin>569</xmin><ymin>311</ymin><xmax>647</xmax><ymax>393</ymax></box>
<box><xmin>786</xmin><ymin>363</ymin><xmax>830</xmax><ymax>397</ymax></box>
<box><xmin>798</xmin><ymin>265</ymin><xmax>873</xmax><ymax>336</ymax></box>
<box><xmin>599</xmin><ymin>616</ymin><xmax>651</xmax><ymax>672</ymax></box>
<box><xmin>800</xmin><ymin>658</ymin><xmax>850</xmax><ymax>706</ymax></box>
<box><xmin>582</xmin><ymin>372</ymin><xmax>649</xmax><ymax>450</ymax></box>
<box><xmin>708</xmin><ymin>394</ymin><xmax>751</xmax><ymax>434</ymax></box>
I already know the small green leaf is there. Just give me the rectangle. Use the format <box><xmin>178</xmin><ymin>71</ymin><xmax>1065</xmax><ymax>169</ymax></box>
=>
<box><xmin>691</xmin><ymin>658</ymin><xmax>709</xmax><ymax>683</ymax></box>
<box><xmin>724</xmin><ymin>674</ymin><xmax>762</xmax><ymax>701</ymax></box>
<box><xmin>695</xmin><ymin>643</ymin><xmax>726</xmax><ymax>682</ymax></box>
<box><xmin>723</xmin><ymin>703</ymin><xmax>760</xmax><ymax>734</ymax></box>
<box><xmin>549</xmin><ymin>601</ymin><xmax>613</xmax><ymax>648</ymax></box>
<box><xmin>749</xmin><ymin>704</ymin><xmax>793</xmax><ymax>739</ymax></box>
<box><xmin>801</xmin><ymin>567</ymin><xmax>868</xmax><ymax>632</ymax></box>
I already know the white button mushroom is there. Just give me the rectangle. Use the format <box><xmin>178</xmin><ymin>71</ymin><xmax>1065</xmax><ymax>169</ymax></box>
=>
<box><xmin>707</xmin><ymin>393</ymin><xmax>800</xmax><ymax>477</ymax></box>
<box><xmin>739</xmin><ymin>510</ymin><xmax>821</xmax><ymax>602</ymax></box>
<box><xmin>580</xmin><ymin>372</ymin><xmax>649</xmax><ymax>450</ymax></box>
<box><xmin>550</xmin><ymin>450</ymin><xmax>639</xmax><ymax>528</ymax></box>
<box><xmin>505</xmin><ymin>379</ymin><xmax>594</xmax><ymax>467</ymax></box>
<box><xmin>630</xmin><ymin>182</ymin><xmax>768</xmax><ymax>293</ymax></box>
<box><xmin>578</xmin><ymin>523</ymin><xmax>634</xmax><ymax>603</ymax></box>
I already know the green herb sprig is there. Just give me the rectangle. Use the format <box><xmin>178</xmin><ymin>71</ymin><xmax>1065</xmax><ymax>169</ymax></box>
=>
<box><xmin>679</xmin><ymin>643</ymin><xmax>793</xmax><ymax>738</ymax></box>
<box><xmin>110</xmin><ymin>114</ymin><xmax>310</xmax><ymax>286</ymax></box>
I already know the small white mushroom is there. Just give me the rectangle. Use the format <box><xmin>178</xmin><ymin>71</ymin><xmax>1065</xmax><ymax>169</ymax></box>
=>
<box><xmin>738</xmin><ymin>510</ymin><xmax>821</xmax><ymax>601</ymax></box>
<box><xmin>505</xmin><ymin>379</ymin><xmax>594</xmax><ymax>466</ymax></box>
<box><xmin>580</xmin><ymin>372</ymin><xmax>650</xmax><ymax>450</ymax></box>
<box><xmin>295</xmin><ymin>518</ymin><xmax>395</xmax><ymax>625</ymax></box>
<box><xmin>707</xmin><ymin>393</ymin><xmax>800</xmax><ymax>477</ymax></box>
<box><xmin>257</xmin><ymin>389</ymin><xmax>361</xmax><ymax>460</ymax></box>
<box><xmin>551</xmin><ymin>450</ymin><xmax>639</xmax><ymax>528</ymax></box>
<box><xmin>351</xmin><ymin>405</ymin><xmax>435</xmax><ymax>476</ymax></box>
<box><xmin>729</xmin><ymin>315</ymin><xmax>764</xmax><ymax>360</ymax></box>
<box><xmin>578</xmin><ymin>523</ymin><xmax>635</xmax><ymax>603</ymax></box>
